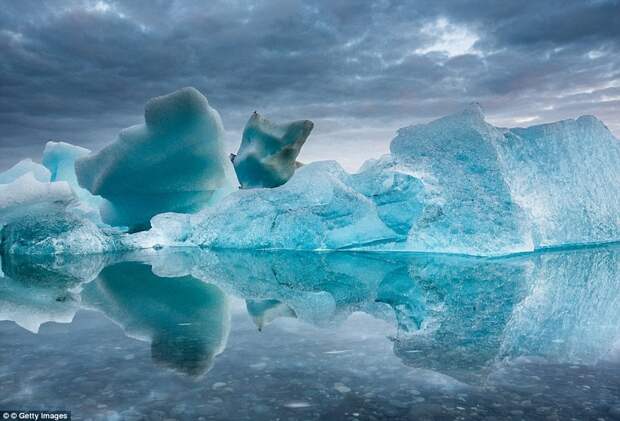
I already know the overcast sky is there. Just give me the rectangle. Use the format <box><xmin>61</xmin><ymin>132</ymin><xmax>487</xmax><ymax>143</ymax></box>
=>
<box><xmin>1</xmin><ymin>0</ymin><xmax>619</xmax><ymax>171</ymax></box>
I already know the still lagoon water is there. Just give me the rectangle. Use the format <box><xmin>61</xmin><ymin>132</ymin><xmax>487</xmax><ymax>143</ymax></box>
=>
<box><xmin>1</xmin><ymin>245</ymin><xmax>619</xmax><ymax>420</ymax></box>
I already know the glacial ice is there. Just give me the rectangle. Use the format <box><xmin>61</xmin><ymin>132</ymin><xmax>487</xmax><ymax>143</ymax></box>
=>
<box><xmin>499</xmin><ymin>116</ymin><xmax>620</xmax><ymax>248</ymax></box>
<box><xmin>1</xmin><ymin>212</ymin><xmax>120</xmax><ymax>256</ymax></box>
<box><xmin>1</xmin><ymin>94</ymin><xmax>618</xmax><ymax>256</ymax></box>
<box><xmin>42</xmin><ymin>141</ymin><xmax>103</xmax><ymax>218</ymax></box>
<box><xmin>232</xmin><ymin>112</ymin><xmax>313</xmax><ymax>188</ymax></box>
<box><xmin>180</xmin><ymin>161</ymin><xmax>398</xmax><ymax>250</ymax></box>
<box><xmin>389</xmin><ymin>104</ymin><xmax>535</xmax><ymax>255</ymax></box>
<box><xmin>0</xmin><ymin>158</ymin><xmax>50</xmax><ymax>184</ymax></box>
<box><xmin>0</xmin><ymin>173</ymin><xmax>75</xmax><ymax>227</ymax></box>
<box><xmin>75</xmin><ymin>87</ymin><xmax>237</xmax><ymax>231</ymax></box>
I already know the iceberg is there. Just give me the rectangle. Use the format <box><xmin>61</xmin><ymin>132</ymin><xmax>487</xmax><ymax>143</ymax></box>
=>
<box><xmin>42</xmin><ymin>141</ymin><xmax>103</xmax><ymax>216</ymax></box>
<box><xmin>0</xmin><ymin>173</ymin><xmax>75</xmax><ymax>227</ymax></box>
<box><xmin>232</xmin><ymin>112</ymin><xmax>313</xmax><ymax>188</ymax></box>
<box><xmin>180</xmin><ymin>161</ymin><xmax>398</xmax><ymax>250</ymax></box>
<box><xmin>498</xmin><ymin>116</ymin><xmax>620</xmax><ymax>248</ymax></box>
<box><xmin>389</xmin><ymin>104</ymin><xmax>534</xmax><ymax>255</ymax></box>
<box><xmin>0</xmin><ymin>158</ymin><xmax>50</xmax><ymax>184</ymax></box>
<box><xmin>1</xmin><ymin>211</ymin><xmax>120</xmax><ymax>256</ymax></box>
<box><xmin>75</xmin><ymin>87</ymin><xmax>237</xmax><ymax>232</ymax></box>
<box><xmin>1</xmin><ymin>95</ymin><xmax>618</xmax><ymax>256</ymax></box>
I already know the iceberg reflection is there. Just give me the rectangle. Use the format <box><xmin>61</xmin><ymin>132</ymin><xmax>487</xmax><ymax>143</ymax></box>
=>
<box><xmin>0</xmin><ymin>244</ymin><xmax>618</xmax><ymax>382</ymax></box>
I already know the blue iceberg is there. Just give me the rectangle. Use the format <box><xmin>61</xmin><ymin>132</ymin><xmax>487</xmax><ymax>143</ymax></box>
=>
<box><xmin>232</xmin><ymin>112</ymin><xmax>313</xmax><ymax>189</ymax></box>
<box><xmin>173</xmin><ymin>161</ymin><xmax>398</xmax><ymax>250</ymax></box>
<box><xmin>0</xmin><ymin>90</ymin><xmax>618</xmax><ymax>256</ymax></box>
<box><xmin>75</xmin><ymin>87</ymin><xmax>237</xmax><ymax>232</ymax></box>
<box><xmin>42</xmin><ymin>141</ymin><xmax>104</xmax><ymax>222</ymax></box>
<box><xmin>0</xmin><ymin>159</ymin><xmax>50</xmax><ymax>184</ymax></box>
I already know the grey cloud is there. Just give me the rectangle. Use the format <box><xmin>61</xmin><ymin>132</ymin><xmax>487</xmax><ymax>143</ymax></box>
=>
<box><xmin>0</xmin><ymin>0</ymin><xmax>618</xmax><ymax>171</ymax></box>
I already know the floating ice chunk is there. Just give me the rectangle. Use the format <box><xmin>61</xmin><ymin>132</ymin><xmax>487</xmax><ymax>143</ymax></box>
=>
<box><xmin>42</xmin><ymin>141</ymin><xmax>103</xmax><ymax>221</ymax></box>
<box><xmin>75</xmin><ymin>87</ymin><xmax>237</xmax><ymax>231</ymax></box>
<box><xmin>183</xmin><ymin>161</ymin><xmax>397</xmax><ymax>250</ymax></box>
<box><xmin>233</xmin><ymin>112</ymin><xmax>313</xmax><ymax>188</ymax></box>
<box><xmin>0</xmin><ymin>158</ymin><xmax>50</xmax><ymax>184</ymax></box>
<box><xmin>389</xmin><ymin>104</ymin><xmax>534</xmax><ymax>255</ymax></box>
<box><xmin>42</xmin><ymin>141</ymin><xmax>91</xmax><ymax>184</ymax></box>
<box><xmin>0</xmin><ymin>173</ymin><xmax>75</xmax><ymax>226</ymax></box>
<box><xmin>499</xmin><ymin>116</ymin><xmax>620</xmax><ymax>248</ymax></box>
<box><xmin>1</xmin><ymin>212</ymin><xmax>119</xmax><ymax>255</ymax></box>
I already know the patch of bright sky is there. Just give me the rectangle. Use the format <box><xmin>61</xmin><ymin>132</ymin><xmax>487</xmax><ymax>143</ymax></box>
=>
<box><xmin>415</xmin><ymin>17</ymin><xmax>479</xmax><ymax>57</ymax></box>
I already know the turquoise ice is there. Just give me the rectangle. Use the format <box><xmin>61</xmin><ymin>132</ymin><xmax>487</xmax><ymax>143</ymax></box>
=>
<box><xmin>75</xmin><ymin>87</ymin><xmax>237</xmax><ymax>232</ymax></box>
<box><xmin>1</xmin><ymin>97</ymin><xmax>618</xmax><ymax>256</ymax></box>
<box><xmin>233</xmin><ymin>112</ymin><xmax>313</xmax><ymax>189</ymax></box>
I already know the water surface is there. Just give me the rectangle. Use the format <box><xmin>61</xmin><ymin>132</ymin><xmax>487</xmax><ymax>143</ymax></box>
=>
<box><xmin>1</xmin><ymin>245</ymin><xmax>619</xmax><ymax>420</ymax></box>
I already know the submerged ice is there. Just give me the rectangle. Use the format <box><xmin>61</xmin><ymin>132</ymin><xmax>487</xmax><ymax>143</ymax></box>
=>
<box><xmin>0</xmin><ymin>87</ymin><xmax>618</xmax><ymax>256</ymax></box>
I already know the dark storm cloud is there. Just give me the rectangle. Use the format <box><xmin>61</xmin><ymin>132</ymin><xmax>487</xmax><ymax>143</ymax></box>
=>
<box><xmin>1</xmin><ymin>0</ymin><xmax>619</xmax><ymax>170</ymax></box>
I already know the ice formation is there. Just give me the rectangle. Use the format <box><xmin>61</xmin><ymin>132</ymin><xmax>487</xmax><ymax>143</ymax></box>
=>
<box><xmin>1</xmin><ymin>93</ymin><xmax>618</xmax><ymax>256</ymax></box>
<box><xmin>232</xmin><ymin>112</ymin><xmax>313</xmax><ymax>188</ymax></box>
<box><xmin>41</xmin><ymin>141</ymin><xmax>104</xmax><ymax>221</ymax></box>
<box><xmin>0</xmin><ymin>159</ymin><xmax>50</xmax><ymax>184</ymax></box>
<box><xmin>498</xmin><ymin>116</ymin><xmax>620</xmax><ymax>248</ymax></box>
<box><xmin>1</xmin><ymin>212</ymin><xmax>120</xmax><ymax>256</ymax></box>
<box><xmin>0</xmin><ymin>173</ymin><xmax>75</xmax><ymax>227</ymax></box>
<box><xmin>388</xmin><ymin>104</ymin><xmax>535</xmax><ymax>255</ymax></box>
<box><xmin>75</xmin><ymin>87</ymin><xmax>237</xmax><ymax>231</ymax></box>
<box><xmin>178</xmin><ymin>161</ymin><xmax>398</xmax><ymax>250</ymax></box>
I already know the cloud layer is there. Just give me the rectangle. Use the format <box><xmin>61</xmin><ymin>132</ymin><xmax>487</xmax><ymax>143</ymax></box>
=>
<box><xmin>1</xmin><ymin>0</ymin><xmax>619</xmax><ymax>170</ymax></box>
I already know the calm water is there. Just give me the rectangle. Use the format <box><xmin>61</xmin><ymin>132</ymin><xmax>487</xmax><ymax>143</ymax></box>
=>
<box><xmin>1</xmin><ymin>245</ymin><xmax>619</xmax><ymax>420</ymax></box>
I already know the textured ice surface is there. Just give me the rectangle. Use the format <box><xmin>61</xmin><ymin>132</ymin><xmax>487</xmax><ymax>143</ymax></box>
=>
<box><xmin>233</xmin><ymin>112</ymin><xmax>313</xmax><ymax>188</ymax></box>
<box><xmin>0</xmin><ymin>158</ymin><xmax>50</xmax><ymax>184</ymax></box>
<box><xmin>42</xmin><ymin>141</ymin><xmax>104</xmax><ymax>222</ymax></box>
<box><xmin>389</xmin><ymin>104</ymin><xmax>534</xmax><ymax>255</ymax></box>
<box><xmin>351</xmin><ymin>155</ymin><xmax>425</xmax><ymax>236</ymax></box>
<box><xmin>499</xmin><ymin>116</ymin><xmax>620</xmax><ymax>248</ymax></box>
<box><xmin>1</xmin><ymin>212</ymin><xmax>120</xmax><ymax>256</ymax></box>
<box><xmin>2</xmin><ymin>101</ymin><xmax>619</xmax><ymax>256</ymax></box>
<box><xmin>42</xmin><ymin>141</ymin><xmax>90</xmax><ymax>185</ymax></box>
<box><xmin>176</xmin><ymin>161</ymin><xmax>397</xmax><ymax>250</ymax></box>
<box><xmin>75</xmin><ymin>87</ymin><xmax>237</xmax><ymax>231</ymax></box>
<box><xmin>0</xmin><ymin>173</ymin><xmax>75</xmax><ymax>226</ymax></box>
<box><xmin>388</xmin><ymin>105</ymin><xmax>620</xmax><ymax>254</ymax></box>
